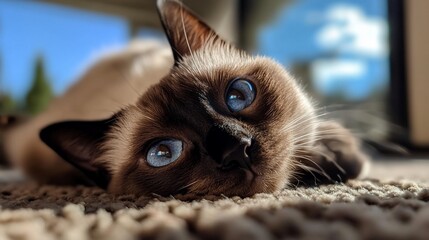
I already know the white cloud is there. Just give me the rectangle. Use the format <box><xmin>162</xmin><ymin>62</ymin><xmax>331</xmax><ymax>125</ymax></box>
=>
<box><xmin>311</xmin><ymin>59</ymin><xmax>367</xmax><ymax>86</ymax></box>
<box><xmin>316</xmin><ymin>5</ymin><xmax>388</xmax><ymax>57</ymax></box>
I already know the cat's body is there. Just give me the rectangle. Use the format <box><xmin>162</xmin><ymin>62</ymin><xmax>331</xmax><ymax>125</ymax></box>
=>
<box><xmin>2</xmin><ymin>0</ymin><xmax>368</xmax><ymax>197</ymax></box>
<box><xmin>4</xmin><ymin>41</ymin><xmax>173</xmax><ymax>184</ymax></box>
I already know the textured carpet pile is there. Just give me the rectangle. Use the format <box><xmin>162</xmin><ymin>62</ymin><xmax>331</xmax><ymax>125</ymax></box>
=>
<box><xmin>0</xmin><ymin>180</ymin><xmax>428</xmax><ymax>239</ymax></box>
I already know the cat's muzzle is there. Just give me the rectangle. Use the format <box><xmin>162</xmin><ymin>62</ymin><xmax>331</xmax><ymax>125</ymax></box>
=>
<box><xmin>205</xmin><ymin>125</ymin><xmax>257</xmax><ymax>179</ymax></box>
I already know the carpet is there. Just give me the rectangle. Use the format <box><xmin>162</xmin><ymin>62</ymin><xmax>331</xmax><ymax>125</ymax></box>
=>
<box><xmin>0</xmin><ymin>179</ymin><xmax>428</xmax><ymax>240</ymax></box>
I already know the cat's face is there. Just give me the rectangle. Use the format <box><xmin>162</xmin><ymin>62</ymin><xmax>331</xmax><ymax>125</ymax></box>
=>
<box><xmin>41</xmin><ymin>0</ymin><xmax>317</xmax><ymax>197</ymax></box>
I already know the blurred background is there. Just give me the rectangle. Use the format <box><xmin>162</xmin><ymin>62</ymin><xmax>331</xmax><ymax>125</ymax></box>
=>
<box><xmin>0</xmin><ymin>0</ymin><xmax>427</xmax><ymax>154</ymax></box>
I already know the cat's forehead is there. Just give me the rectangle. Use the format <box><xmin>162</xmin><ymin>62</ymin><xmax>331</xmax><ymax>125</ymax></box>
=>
<box><xmin>159</xmin><ymin>46</ymin><xmax>294</xmax><ymax>97</ymax></box>
<box><xmin>177</xmin><ymin>45</ymin><xmax>283</xmax><ymax>80</ymax></box>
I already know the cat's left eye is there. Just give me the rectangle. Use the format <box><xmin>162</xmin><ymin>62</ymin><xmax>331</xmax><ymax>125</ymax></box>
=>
<box><xmin>146</xmin><ymin>139</ymin><xmax>183</xmax><ymax>167</ymax></box>
<box><xmin>225</xmin><ymin>79</ymin><xmax>256</xmax><ymax>112</ymax></box>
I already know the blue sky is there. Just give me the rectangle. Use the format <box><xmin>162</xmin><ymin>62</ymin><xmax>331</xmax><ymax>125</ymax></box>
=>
<box><xmin>0</xmin><ymin>0</ymin><xmax>389</xmax><ymax>102</ymax></box>
<box><xmin>257</xmin><ymin>0</ymin><xmax>389</xmax><ymax>101</ymax></box>
<box><xmin>0</xmin><ymin>0</ymin><xmax>129</xmax><ymax>99</ymax></box>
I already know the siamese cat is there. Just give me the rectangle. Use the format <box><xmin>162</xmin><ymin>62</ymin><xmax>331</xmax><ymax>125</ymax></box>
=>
<box><xmin>1</xmin><ymin>0</ymin><xmax>369</xmax><ymax>197</ymax></box>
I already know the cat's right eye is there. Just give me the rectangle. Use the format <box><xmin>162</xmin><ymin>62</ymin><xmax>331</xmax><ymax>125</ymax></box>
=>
<box><xmin>146</xmin><ymin>139</ymin><xmax>183</xmax><ymax>167</ymax></box>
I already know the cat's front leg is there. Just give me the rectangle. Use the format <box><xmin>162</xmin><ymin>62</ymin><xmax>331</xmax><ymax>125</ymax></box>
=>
<box><xmin>292</xmin><ymin>121</ymin><xmax>370</xmax><ymax>186</ymax></box>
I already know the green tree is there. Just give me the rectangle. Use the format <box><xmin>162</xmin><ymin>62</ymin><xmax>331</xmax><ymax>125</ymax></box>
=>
<box><xmin>0</xmin><ymin>93</ymin><xmax>16</xmax><ymax>114</ymax></box>
<box><xmin>25</xmin><ymin>56</ymin><xmax>53</xmax><ymax>115</ymax></box>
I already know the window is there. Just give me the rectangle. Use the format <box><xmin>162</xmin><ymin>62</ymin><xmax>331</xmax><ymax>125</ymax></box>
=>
<box><xmin>242</xmin><ymin>0</ymin><xmax>391</xmax><ymax>142</ymax></box>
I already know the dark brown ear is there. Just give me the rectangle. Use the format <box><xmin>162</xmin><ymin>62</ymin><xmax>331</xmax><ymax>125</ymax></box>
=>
<box><xmin>157</xmin><ymin>0</ymin><xmax>226</xmax><ymax>63</ymax></box>
<box><xmin>40</xmin><ymin>118</ymin><xmax>115</xmax><ymax>188</ymax></box>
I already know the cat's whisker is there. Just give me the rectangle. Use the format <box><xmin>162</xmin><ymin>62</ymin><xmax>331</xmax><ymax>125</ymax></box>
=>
<box><xmin>291</xmin><ymin>154</ymin><xmax>331</xmax><ymax>180</ymax></box>
<box><xmin>294</xmin><ymin>148</ymin><xmax>331</xmax><ymax>158</ymax></box>
<box><xmin>177</xmin><ymin>180</ymin><xmax>199</xmax><ymax>194</ymax></box>
<box><xmin>179</xmin><ymin>1</ymin><xmax>194</xmax><ymax>59</ymax></box>
<box><xmin>292</xmin><ymin>148</ymin><xmax>347</xmax><ymax>176</ymax></box>
<box><xmin>293</xmin><ymin>135</ymin><xmax>352</xmax><ymax>145</ymax></box>
<box><xmin>313</xmin><ymin>104</ymin><xmax>348</xmax><ymax>112</ymax></box>
<box><xmin>298</xmin><ymin>164</ymin><xmax>333</xmax><ymax>183</ymax></box>
<box><xmin>291</xmin><ymin>130</ymin><xmax>351</xmax><ymax>144</ymax></box>
<box><xmin>292</xmin><ymin>125</ymin><xmax>359</xmax><ymax>142</ymax></box>
<box><xmin>287</xmin><ymin>174</ymin><xmax>302</xmax><ymax>188</ymax></box>
<box><xmin>294</xmin><ymin>164</ymin><xmax>323</xmax><ymax>185</ymax></box>
<box><xmin>280</xmin><ymin>121</ymin><xmax>319</xmax><ymax>141</ymax></box>
<box><xmin>327</xmin><ymin>158</ymin><xmax>346</xmax><ymax>174</ymax></box>
<box><xmin>280</xmin><ymin>112</ymin><xmax>328</xmax><ymax>133</ymax></box>
<box><xmin>293</xmin><ymin>160</ymin><xmax>331</xmax><ymax>179</ymax></box>
<box><xmin>280</xmin><ymin>113</ymin><xmax>316</xmax><ymax>131</ymax></box>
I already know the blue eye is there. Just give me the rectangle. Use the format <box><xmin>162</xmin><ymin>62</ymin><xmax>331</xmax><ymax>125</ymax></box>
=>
<box><xmin>225</xmin><ymin>79</ymin><xmax>256</xmax><ymax>112</ymax></box>
<box><xmin>146</xmin><ymin>139</ymin><xmax>183</xmax><ymax>167</ymax></box>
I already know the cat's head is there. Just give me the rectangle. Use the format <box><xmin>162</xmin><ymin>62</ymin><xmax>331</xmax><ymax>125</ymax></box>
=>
<box><xmin>41</xmin><ymin>0</ymin><xmax>317</xmax><ymax>197</ymax></box>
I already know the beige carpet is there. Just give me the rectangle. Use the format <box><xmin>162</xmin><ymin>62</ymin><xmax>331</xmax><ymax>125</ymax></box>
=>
<box><xmin>0</xmin><ymin>178</ymin><xmax>428</xmax><ymax>240</ymax></box>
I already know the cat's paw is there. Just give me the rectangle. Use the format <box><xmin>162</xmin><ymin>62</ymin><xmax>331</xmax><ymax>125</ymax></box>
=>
<box><xmin>293</xmin><ymin>121</ymin><xmax>370</xmax><ymax>186</ymax></box>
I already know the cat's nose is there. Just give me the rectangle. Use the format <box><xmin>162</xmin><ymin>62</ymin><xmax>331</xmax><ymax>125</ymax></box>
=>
<box><xmin>221</xmin><ymin>137</ymin><xmax>252</xmax><ymax>171</ymax></box>
<box><xmin>205</xmin><ymin>125</ymin><xmax>252</xmax><ymax>170</ymax></box>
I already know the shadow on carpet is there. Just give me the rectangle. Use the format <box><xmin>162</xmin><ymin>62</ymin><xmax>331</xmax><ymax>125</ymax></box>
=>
<box><xmin>0</xmin><ymin>179</ymin><xmax>428</xmax><ymax>240</ymax></box>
